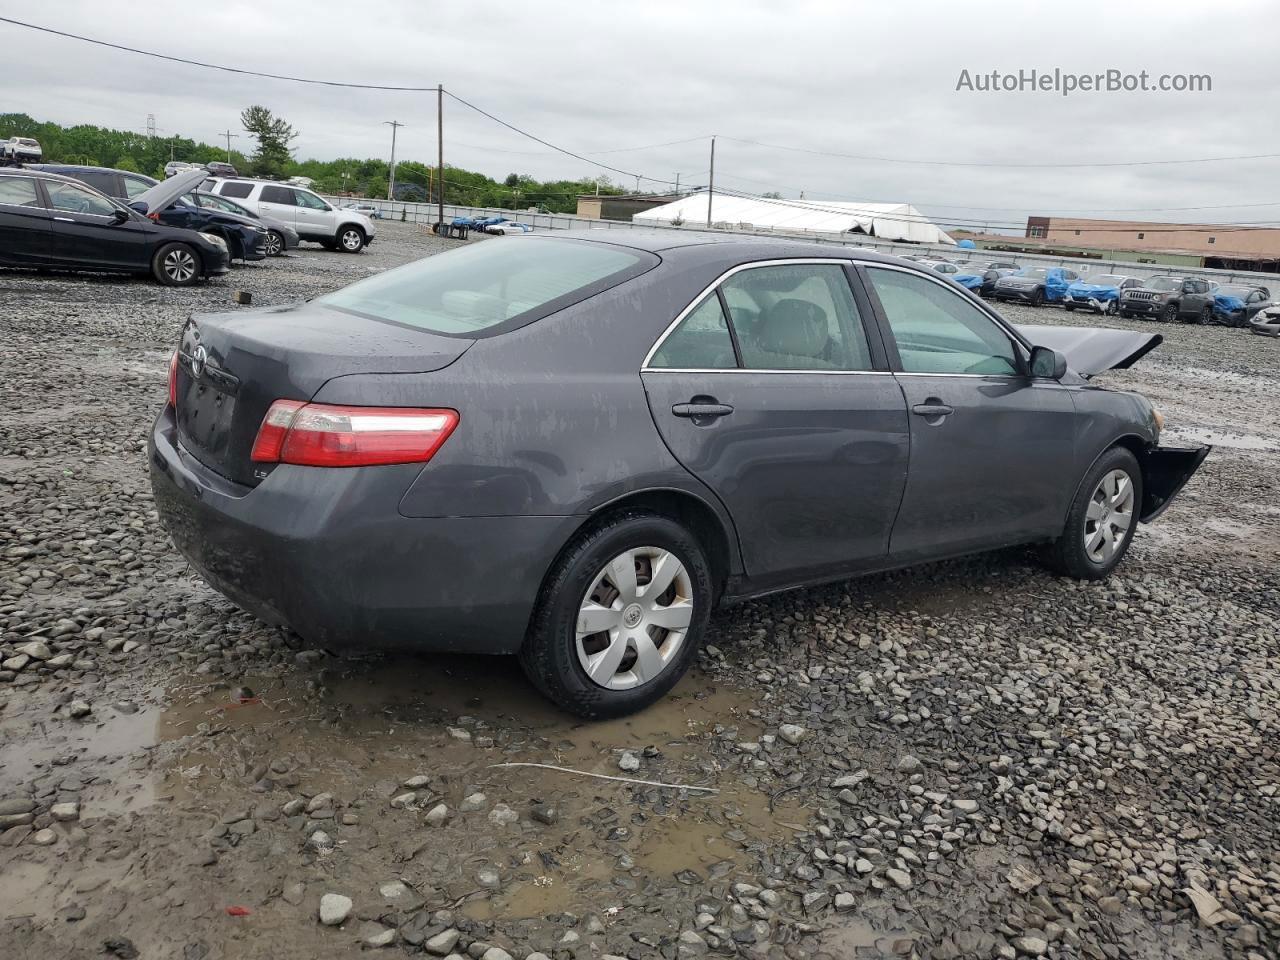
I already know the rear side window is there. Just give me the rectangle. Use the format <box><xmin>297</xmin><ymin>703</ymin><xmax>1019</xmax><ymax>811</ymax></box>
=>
<box><xmin>122</xmin><ymin>176</ymin><xmax>153</xmax><ymax>199</ymax></box>
<box><xmin>317</xmin><ymin>237</ymin><xmax>655</xmax><ymax>336</ymax></box>
<box><xmin>648</xmin><ymin>295</ymin><xmax>736</xmax><ymax>369</ymax></box>
<box><xmin>76</xmin><ymin>172</ymin><xmax>118</xmax><ymax>196</ymax></box>
<box><xmin>218</xmin><ymin>182</ymin><xmax>253</xmax><ymax>199</ymax></box>
<box><xmin>0</xmin><ymin>177</ymin><xmax>39</xmax><ymax>207</ymax></box>
<box><xmin>260</xmin><ymin>185</ymin><xmax>295</xmax><ymax>204</ymax></box>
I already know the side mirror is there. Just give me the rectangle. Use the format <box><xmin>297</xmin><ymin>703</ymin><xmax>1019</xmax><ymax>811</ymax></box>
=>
<box><xmin>111</xmin><ymin>208</ymin><xmax>130</xmax><ymax>224</ymax></box>
<box><xmin>1029</xmin><ymin>345</ymin><xmax>1068</xmax><ymax>380</ymax></box>
<box><xmin>127</xmin><ymin>201</ymin><xmax>148</xmax><ymax>215</ymax></box>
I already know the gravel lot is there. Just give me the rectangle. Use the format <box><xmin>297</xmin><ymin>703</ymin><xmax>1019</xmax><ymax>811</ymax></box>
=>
<box><xmin>1</xmin><ymin>223</ymin><xmax>1277</xmax><ymax>960</ymax></box>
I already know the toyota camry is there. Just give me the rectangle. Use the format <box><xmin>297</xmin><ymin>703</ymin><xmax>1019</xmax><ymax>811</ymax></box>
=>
<box><xmin>150</xmin><ymin>235</ymin><xmax>1209</xmax><ymax>717</ymax></box>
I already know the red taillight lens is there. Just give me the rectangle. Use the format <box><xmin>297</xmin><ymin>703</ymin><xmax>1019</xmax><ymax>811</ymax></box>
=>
<box><xmin>168</xmin><ymin>351</ymin><xmax>178</xmax><ymax>407</ymax></box>
<box><xmin>250</xmin><ymin>402</ymin><xmax>458</xmax><ymax>468</ymax></box>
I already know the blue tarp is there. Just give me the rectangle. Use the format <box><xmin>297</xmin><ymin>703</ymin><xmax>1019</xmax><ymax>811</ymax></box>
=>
<box><xmin>1044</xmin><ymin>269</ymin><xmax>1072</xmax><ymax>302</ymax></box>
<box><xmin>953</xmin><ymin>273</ymin><xmax>984</xmax><ymax>291</ymax></box>
<box><xmin>1212</xmin><ymin>293</ymin><xmax>1246</xmax><ymax>322</ymax></box>
<box><xmin>1066</xmin><ymin>281</ymin><xmax>1123</xmax><ymax>305</ymax></box>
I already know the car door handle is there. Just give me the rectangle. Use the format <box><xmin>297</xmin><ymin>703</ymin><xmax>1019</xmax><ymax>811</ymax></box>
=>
<box><xmin>53</xmin><ymin>216</ymin><xmax>75</xmax><ymax>222</ymax></box>
<box><xmin>672</xmin><ymin>402</ymin><xmax>734</xmax><ymax>419</ymax></box>
<box><xmin>911</xmin><ymin>402</ymin><xmax>954</xmax><ymax>418</ymax></box>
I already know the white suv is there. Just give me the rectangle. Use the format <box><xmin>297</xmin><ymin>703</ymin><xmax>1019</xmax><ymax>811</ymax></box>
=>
<box><xmin>3</xmin><ymin>137</ymin><xmax>42</xmax><ymax>163</ymax></box>
<box><xmin>205</xmin><ymin>178</ymin><xmax>375</xmax><ymax>252</ymax></box>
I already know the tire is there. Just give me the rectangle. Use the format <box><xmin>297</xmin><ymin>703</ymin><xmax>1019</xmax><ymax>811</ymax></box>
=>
<box><xmin>1198</xmin><ymin>306</ymin><xmax>1212</xmax><ymax>325</ymax></box>
<box><xmin>1040</xmin><ymin>446</ymin><xmax>1143</xmax><ymax>581</ymax></box>
<box><xmin>1064</xmin><ymin>303</ymin><xmax>1075</xmax><ymax>312</ymax></box>
<box><xmin>264</xmin><ymin>230</ymin><xmax>285</xmax><ymax>257</ymax></box>
<box><xmin>1106</xmin><ymin>299</ymin><xmax>1119</xmax><ymax>316</ymax></box>
<box><xmin>152</xmin><ymin>242</ymin><xmax>201</xmax><ymax>286</ymax></box>
<box><xmin>336</xmin><ymin>225</ymin><xmax>366</xmax><ymax>253</ymax></box>
<box><xmin>1119</xmin><ymin>311</ymin><xmax>1132</xmax><ymax>319</ymax></box>
<box><xmin>1161</xmin><ymin>303</ymin><xmax>1179</xmax><ymax>324</ymax></box>
<box><xmin>1030</xmin><ymin>288</ymin><xmax>1044</xmax><ymax>308</ymax></box>
<box><xmin>519</xmin><ymin>511</ymin><xmax>714</xmax><ymax>719</ymax></box>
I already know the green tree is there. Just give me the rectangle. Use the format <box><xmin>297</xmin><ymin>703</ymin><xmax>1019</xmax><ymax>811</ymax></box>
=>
<box><xmin>115</xmin><ymin>156</ymin><xmax>141</xmax><ymax>173</ymax></box>
<box><xmin>240</xmin><ymin>105</ymin><xmax>296</xmax><ymax>178</ymax></box>
<box><xmin>364</xmin><ymin>175</ymin><xmax>387</xmax><ymax>200</ymax></box>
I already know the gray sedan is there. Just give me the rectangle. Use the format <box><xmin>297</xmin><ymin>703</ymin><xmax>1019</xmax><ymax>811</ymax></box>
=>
<box><xmin>149</xmin><ymin>235</ymin><xmax>1209</xmax><ymax>717</ymax></box>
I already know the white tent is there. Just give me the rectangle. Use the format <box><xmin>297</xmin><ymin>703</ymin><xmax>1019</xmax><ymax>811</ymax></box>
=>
<box><xmin>632</xmin><ymin>194</ymin><xmax>955</xmax><ymax>245</ymax></box>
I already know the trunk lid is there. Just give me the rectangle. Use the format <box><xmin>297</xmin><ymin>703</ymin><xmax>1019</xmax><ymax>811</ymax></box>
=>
<box><xmin>1014</xmin><ymin>324</ymin><xmax>1162</xmax><ymax>378</ymax></box>
<box><xmin>175</xmin><ymin>302</ymin><xmax>472</xmax><ymax>486</ymax></box>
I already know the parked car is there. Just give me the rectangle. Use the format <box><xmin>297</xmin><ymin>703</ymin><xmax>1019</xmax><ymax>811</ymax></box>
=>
<box><xmin>190</xmin><ymin>191</ymin><xmax>298</xmax><ymax>256</ymax></box>
<box><xmin>148</xmin><ymin>235</ymin><xmax>1207</xmax><ymax>717</ymax></box>
<box><xmin>0</xmin><ymin>167</ymin><xmax>229</xmax><ymax>285</ymax></box>
<box><xmin>1250</xmin><ymin>302</ymin><xmax>1280</xmax><ymax>337</ymax></box>
<box><xmin>206</xmin><ymin>178</ymin><xmax>375</xmax><ymax>252</ymax></box>
<box><xmin>1064</xmin><ymin>273</ymin><xmax>1144</xmax><ymax>315</ymax></box>
<box><xmin>969</xmin><ymin>262</ymin><xmax>1021</xmax><ymax>297</ymax></box>
<box><xmin>918</xmin><ymin>259</ymin><xmax>959</xmax><ymax>275</ymax></box>
<box><xmin>165</xmin><ymin>161</ymin><xmax>202</xmax><ymax>177</ymax></box>
<box><xmin>486</xmin><ymin>220</ymin><xmax>533</xmax><ymax>235</ymax></box>
<box><xmin>1211</xmin><ymin>284</ymin><xmax>1273</xmax><ymax>327</ymax></box>
<box><xmin>2</xmin><ymin>136</ymin><xmax>42</xmax><ymax>162</ymax></box>
<box><xmin>205</xmin><ymin>161</ymin><xmax>238</xmax><ymax>178</ymax></box>
<box><xmin>135</xmin><ymin>192</ymin><xmax>268</xmax><ymax>262</ymax></box>
<box><xmin>25</xmin><ymin>163</ymin><xmax>158</xmax><ymax>202</ymax></box>
<box><xmin>344</xmin><ymin>201</ymin><xmax>381</xmax><ymax>219</ymax></box>
<box><xmin>1118</xmin><ymin>275</ymin><xmax>1216</xmax><ymax>323</ymax></box>
<box><xmin>992</xmin><ymin>266</ymin><xmax>1080</xmax><ymax>306</ymax></box>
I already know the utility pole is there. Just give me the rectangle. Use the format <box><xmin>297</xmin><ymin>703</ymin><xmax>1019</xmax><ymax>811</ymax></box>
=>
<box><xmin>706</xmin><ymin>136</ymin><xmax>716</xmax><ymax>227</ymax></box>
<box><xmin>147</xmin><ymin>114</ymin><xmax>157</xmax><ymax>138</ymax></box>
<box><xmin>219</xmin><ymin>129</ymin><xmax>239</xmax><ymax>163</ymax></box>
<box><xmin>383</xmin><ymin>120</ymin><xmax>404</xmax><ymax>201</ymax></box>
<box><xmin>634</xmin><ymin>174</ymin><xmax>641</xmax><ymax>193</ymax></box>
<box><xmin>437</xmin><ymin>85</ymin><xmax>444</xmax><ymax>228</ymax></box>
<box><xmin>674</xmin><ymin>172</ymin><xmax>680</xmax><ymax>196</ymax></box>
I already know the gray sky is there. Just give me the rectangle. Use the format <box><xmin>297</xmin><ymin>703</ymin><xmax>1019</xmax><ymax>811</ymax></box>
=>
<box><xmin>4</xmin><ymin>0</ymin><xmax>1277</xmax><ymax>231</ymax></box>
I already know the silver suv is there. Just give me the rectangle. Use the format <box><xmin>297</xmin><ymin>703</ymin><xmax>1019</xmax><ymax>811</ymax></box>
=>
<box><xmin>204</xmin><ymin>178</ymin><xmax>375</xmax><ymax>252</ymax></box>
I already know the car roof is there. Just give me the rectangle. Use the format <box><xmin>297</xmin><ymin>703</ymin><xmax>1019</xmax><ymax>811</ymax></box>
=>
<box><xmin>27</xmin><ymin>163</ymin><xmax>145</xmax><ymax>176</ymax></box>
<box><xmin>0</xmin><ymin>167</ymin><xmax>95</xmax><ymax>187</ymax></box>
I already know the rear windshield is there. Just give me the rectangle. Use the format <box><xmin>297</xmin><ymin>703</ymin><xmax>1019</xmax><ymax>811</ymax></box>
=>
<box><xmin>317</xmin><ymin>237</ymin><xmax>656</xmax><ymax>337</ymax></box>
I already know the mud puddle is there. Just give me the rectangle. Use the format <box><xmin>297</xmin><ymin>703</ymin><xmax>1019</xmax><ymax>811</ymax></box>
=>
<box><xmin>1165</xmin><ymin>426</ymin><xmax>1278</xmax><ymax>451</ymax></box>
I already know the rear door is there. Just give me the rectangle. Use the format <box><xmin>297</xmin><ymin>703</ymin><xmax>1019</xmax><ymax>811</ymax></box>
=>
<box><xmin>861</xmin><ymin>264</ymin><xmax>1080</xmax><ymax>561</ymax></box>
<box><xmin>640</xmin><ymin>260</ymin><xmax>909</xmax><ymax>588</ymax></box>
<box><xmin>0</xmin><ymin>175</ymin><xmax>54</xmax><ymax>265</ymax></box>
<box><xmin>256</xmin><ymin>184</ymin><xmax>297</xmax><ymax>230</ymax></box>
<box><xmin>44</xmin><ymin>179</ymin><xmax>148</xmax><ymax>269</ymax></box>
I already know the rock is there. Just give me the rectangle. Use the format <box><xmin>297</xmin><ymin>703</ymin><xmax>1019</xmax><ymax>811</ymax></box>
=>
<box><xmin>379</xmin><ymin>881</ymin><xmax>409</xmax><ymax>899</ymax></box>
<box><xmin>318</xmin><ymin>893</ymin><xmax>352</xmax><ymax>926</ymax></box>
<box><xmin>832</xmin><ymin>771</ymin><xmax>870</xmax><ymax>788</ymax></box>
<box><xmin>618</xmin><ymin>751</ymin><xmax>641</xmax><ymax>772</ymax></box>
<box><xmin>362</xmin><ymin>924</ymin><xmax>396</xmax><ymax>947</ymax></box>
<box><xmin>2</xmin><ymin>655</ymin><xmax>30</xmax><ymax>672</ymax></box>
<box><xmin>476</xmin><ymin>867</ymin><xmax>501</xmax><ymax>888</ymax></box>
<box><xmin>50</xmin><ymin>802</ymin><xmax>79</xmax><ymax>821</ymax></box>
<box><xmin>0</xmin><ymin>798</ymin><xmax>34</xmax><ymax>816</ymax></box>
<box><xmin>953</xmin><ymin>798</ymin><xmax>980</xmax><ymax>814</ymax></box>
<box><xmin>896</xmin><ymin>755</ymin><xmax>922</xmax><ymax>774</ymax></box>
<box><xmin>68</xmin><ymin>700</ymin><xmax>92</xmax><ymax>719</ymax></box>
<box><xmin>854</xmin><ymin>858</ymin><xmax>875</xmax><ymax>874</ymax></box>
<box><xmin>487</xmin><ymin>803</ymin><xmax>518</xmax><ymax>827</ymax></box>
<box><xmin>885</xmin><ymin>868</ymin><xmax>912</xmax><ymax>889</ymax></box>
<box><xmin>32</xmin><ymin>828</ymin><xmax>57</xmax><ymax>845</ymax></box>
<box><xmin>446</xmin><ymin>727</ymin><xmax>471</xmax><ymax>741</ymax></box>
<box><xmin>459</xmin><ymin>793</ymin><xmax>487</xmax><ymax>813</ymax></box>
<box><xmin>390</xmin><ymin>792</ymin><xmax>417</xmax><ymax>809</ymax></box>
<box><xmin>425</xmin><ymin>929</ymin><xmax>461</xmax><ymax>955</ymax></box>
<box><xmin>17</xmin><ymin>640</ymin><xmax>52</xmax><ymax>661</ymax></box>
<box><xmin>282</xmin><ymin>798</ymin><xmax>305</xmax><ymax>816</ymax></box>
<box><xmin>424</xmin><ymin>803</ymin><xmax>450</xmax><ymax>826</ymax></box>
<box><xmin>282</xmin><ymin>883</ymin><xmax>306</xmax><ymax>905</ymax></box>
<box><xmin>778</xmin><ymin>723</ymin><xmax>807</xmax><ymax>744</ymax></box>
<box><xmin>1012</xmin><ymin>936</ymin><xmax>1048</xmax><ymax>956</ymax></box>
<box><xmin>403</xmin><ymin>775</ymin><xmax>431</xmax><ymax>789</ymax></box>
<box><xmin>834</xmin><ymin>892</ymin><xmax>856</xmax><ymax>910</ymax></box>
<box><xmin>530</xmin><ymin>803</ymin><xmax>558</xmax><ymax>825</ymax></box>
<box><xmin>306</xmin><ymin>793</ymin><xmax>334</xmax><ymax>813</ymax></box>
<box><xmin>1097</xmin><ymin>896</ymin><xmax>1124</xmax><ymax>916</ymax></box>
<box><xmin>306</xmin><ymin>830</ymin><xmax>334</xmax><ymax>853</ymax></box>
<box><xmin>481</xmin><ymin>949</ymin><xmax>513</xmax><ymax>960</ymax></box>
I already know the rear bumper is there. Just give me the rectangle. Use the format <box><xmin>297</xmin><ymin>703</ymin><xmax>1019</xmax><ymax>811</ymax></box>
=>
<box><xmin>148</xmin><ymin>406</ymin><xmax>579</xmax><ymax>653</ymax></box>
<box><xmin>1140</xmin><ymin>444</ymin><xmax>1211</xmax><ymax>523</ymax></box>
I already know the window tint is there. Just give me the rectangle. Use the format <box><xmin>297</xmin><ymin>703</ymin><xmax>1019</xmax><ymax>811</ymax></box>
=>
<box><xmin>294</xmin><ymin>189</ymin><xmax>327</xmax><ymax>209</ymax></box>
<box><xmin>44</xmin><ymin>181</ymin><xmax>119</xmax><ymax>217</ymax></box>
<box><xmin>649</xmin><ymin>295</ymin><xmax>735</xmax><ymax>369</ymax></box>
<box><xmin>122</xmin><ymin>176</ymin><xmax>153</xmax><ymax>199</ymax></box>
<box><xmin>866</xmin><ymin>267</ymin><xmax>1019</xmax><ymax>376</ymax></box>
<box><xmin>720</xmin><ymin>263</ymin><xmax>871</xmax><ymax>371</ymax></box>
<box><xmin>75</xmin><ymin>172</ymin><xmax>118</xmax><ymax>196</ymax></box>
<box><xmin>260</xmin><ymin>185</ymin><xmax>295</xmax><ymax>205</ymax></box>
<box><xmin>317</xmin><ymin>237</ymin><xmax>652</xmax><ymax>336</ymax></box>
<box><xmin>0</xmin><ymin>177</ymin><xmax>39</xmax><ymax>207</ymax></box>
<box><xmin>218</xmin><ymin>182</ymin><xmax>253</xmax><ymax>199</ymax></box>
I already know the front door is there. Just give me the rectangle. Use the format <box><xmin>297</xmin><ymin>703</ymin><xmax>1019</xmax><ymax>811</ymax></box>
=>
<box><xmin>44</xmin><ymin>179</ymin><xmax>148</xmax><ymax>269</ymax></box>
<box><xmin>0</xmin><ymin>175</ymin><xmax>54</xmax><ymax>265</ymax></box>
<box><xmin>292</xmin><ymin>188</ymin><xmax>334</xmax><ymax>240</ymax></box>
<box><xmin>641</xmin><ymin>261</ymin><xmax>909</xmax><ymax>587</ymax></box>
<box><xmin>861</xmin><ymin>265</ymin><xmax>1080</xmax><ymax>561</ymax></box>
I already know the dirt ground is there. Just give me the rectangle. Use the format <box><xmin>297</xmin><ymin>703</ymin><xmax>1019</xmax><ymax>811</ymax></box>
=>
<box><xmin>1</xmin><ymin>224</ymin><xmax>1277</xmax><ymax>960</ymax></box>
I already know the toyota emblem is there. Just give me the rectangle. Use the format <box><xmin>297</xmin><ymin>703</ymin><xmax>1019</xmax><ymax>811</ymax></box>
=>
<box><xmin>191</xmin><ymin>345</ymin><xmax>207</xmax><ymax>380</ymax></box>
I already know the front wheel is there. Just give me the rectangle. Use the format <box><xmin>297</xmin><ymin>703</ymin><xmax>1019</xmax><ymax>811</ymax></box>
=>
<box><xmin>1030</xmin><ymin>288</ymin><xmax>1045</xmax><ymax>307</ymax></box>
<box><xmin>264</xmin><ymin>230</ymin><xmax>285</xmax><ymax>257</ymax></box>
<box><xmin>1161</xmin><ymin>303</ymin><xmax>1179</xmax><ymax>324</ymax></box>
<box><xmin>519</xmin><ymin>512</ymin><xmax>713</xmax><ymax>718</ymax></box>
<box><xmin>1040</xmin><ymin>446</ymin><xmax>1142</xmax><ymax>580</ymax></box>
<box><xmin>336</xmin><ymin>226</ymin><xmax>366</xmax><ymax>253</ymax></box>
<box><xmin>1064</xmin><ymin>303</ymin><xmax>1076</xmax><ymax>313</ymax></box>
<box><xmin>152</xmin><ymin>242</ymin><xmax>201</xmax><ymax>286</ymax></box>
<box><xmin>1106</xmin><ymin>299</ymin><xmax>1119</xmax><ymax>316</ymax></box>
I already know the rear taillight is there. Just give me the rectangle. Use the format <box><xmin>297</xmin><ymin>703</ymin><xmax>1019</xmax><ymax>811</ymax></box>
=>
<box><xmin>168</xmin><ymin>351</ymin><xmax>178</xmax><ymax>407</ymax></box>
<box><xmin>250</xmin><ymin>402</ymin><xmax>458</xmax><ymax>468</ymax></box>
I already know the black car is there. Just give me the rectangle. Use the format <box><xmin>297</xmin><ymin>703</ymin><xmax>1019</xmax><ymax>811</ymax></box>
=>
<box><xmin>0</xmin><ymin>168</ymin><xmax>230</xmax><ymax>285</ymax></box>
<box><xmin>1210</xmin><ymin>284</ymin><xmax>1273</xmax><ymax>327</ymax></box>
<box><xmin>189</xmin><ymin>191</ymin><xmax>299</xmax><ymax>257</ymax></box>
<box><xmin>148</xmin><ymin>193</ymin><xmax>268</xmax><ymax>261</ymax></box>
<box><xmin>1118</xmin><ymin>275</ymin><xmax>1216</xmax><ymax>323</ymax></box>
<box><xmin>149</xmin><ymin>233</ymin><xmax>1207</xmax><ymax>717</ymax></box>
<box><xmin>26</xmin><ymin>163</ymin><xmax>157</xmax><ymax>204</ymax></box>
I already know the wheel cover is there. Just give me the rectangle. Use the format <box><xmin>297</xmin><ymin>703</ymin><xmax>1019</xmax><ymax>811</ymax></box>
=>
<box><xmin>1084</xmin><ymin>468</ymin><xmax>1135</xmax><ymax>563</ymax></box>
<box><xmin>575</xmin><ymin>546</ymin><xmax>694</xmax><ymax>691</ymax></box>
<box><xmin>265</xmin><ymin>232</ymin><xmax>283</xmax><ymax>255</ymax></box>
<box><xmin>341</xmin><ymin>229</ymin><xmax>362</xmax><ymax>250</ymax></box>
<box><xmin>164</xmin><ymin>249</ymin><xmax>196</xmax><ymax>282</ymax></box>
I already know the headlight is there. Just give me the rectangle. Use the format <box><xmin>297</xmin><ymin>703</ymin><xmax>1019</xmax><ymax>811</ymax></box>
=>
<box><xmin>199</xmin><ymin>232</ymin><xmax>227</xmax><ymax>248</ymax></box>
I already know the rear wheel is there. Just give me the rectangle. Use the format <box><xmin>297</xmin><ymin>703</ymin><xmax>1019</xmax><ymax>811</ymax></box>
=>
<box><xmin>519</xmin><ymin>512</ymin><xmax>713</xmax><ymax>718</ymax></box>
<box><xmin>264</xmin><ymin>230</ymin><xmax>285</xmax><ymax>257</ymax></box>
<box><xmin>1030</xmin><ymin>288</ymin><xmax>1044</xmax><ymax>307</ymax></box>
<box><xmin>152</xmin><ymin>242</ymin><xmax>200</xmax><ymax>286</ymax></box>
<box><xmin>1064</xmin><ymin>303</ymin><xmax>1076</xmax><ymax>312</ymax></box>
<box><xmin>1106</xmin><ymin>299</ymin><xmax>1119</xmax><ymax>316</ymax></box>
<box><xmin>336</xmin><ymin>225</ymin><xmax>366</xmax><ymax>253</ymax></box>
<box><xmin>1040</xmin><ymin>446</ymin><xmax>1142</xmax><ymax>580</ymax></box>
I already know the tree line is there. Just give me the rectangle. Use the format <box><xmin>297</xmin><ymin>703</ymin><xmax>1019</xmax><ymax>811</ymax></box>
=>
<box><xmin>1</xmin><ymin>109</ymin><xmax>634</xmax><ymax>213</ymax></box>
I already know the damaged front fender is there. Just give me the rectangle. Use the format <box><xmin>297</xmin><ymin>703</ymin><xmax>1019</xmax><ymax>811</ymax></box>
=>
<box><xmin>1141</xmin><ymin>445</ymin><xmax>1211</xmax><ymax>522</ymax></box>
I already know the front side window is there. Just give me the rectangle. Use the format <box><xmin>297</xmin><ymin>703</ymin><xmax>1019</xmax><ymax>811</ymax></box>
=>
<box><xmin>317</xmin><ymin>237</ymin><xmax>653</xmax><ymax>336</ymax></box>
<box><xmin>44</xmin><ymin>181</ymin><xmax>119</xmax><ymax>217</ymax></box>
<box><xmin>866</xmin><ymin>267</ymin><xmax>1019</xmax><ymax>376</ymax></box>
<box><xmin>720</xmin><ymin>263</ymin><xmax>871</xmax><ymax>371</ymax></box>
<box><xmin>0</xmin><ymin>177</ymin><xmax>40</xmax><ymax>207</ymax></box>
<box><xmin>294</xmin><ymin>189</ymin><xmax>327</xmax><ymax>209</ymax></box>
<box><xmin>260</xmin><ymin>185</ymin><xmax>295</xmax><ymax>205</ymax></box>
<box><xmin>648</xmin><ymin>295</ymin><xmax>736</xmax><ymax>369</ymax></box>
<box><xmin>218</xmin><ymin>182</ymin><xmax>253</xmax><ymax>199</ymax></box>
